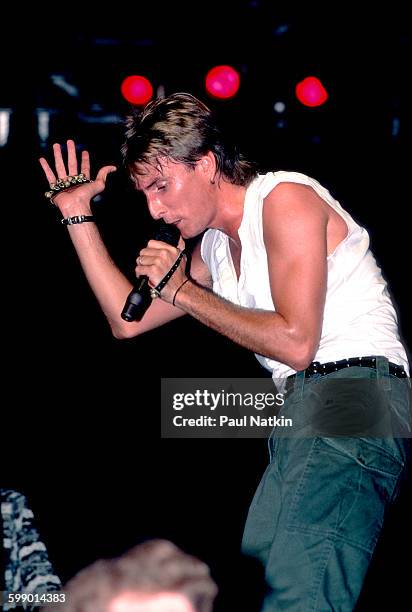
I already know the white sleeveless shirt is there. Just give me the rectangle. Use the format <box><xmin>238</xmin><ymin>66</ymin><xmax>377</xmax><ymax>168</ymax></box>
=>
<box><xmin>201</xmin><ymin>171</ymin><xmax>409</xmax><ymax>378</ymax></box>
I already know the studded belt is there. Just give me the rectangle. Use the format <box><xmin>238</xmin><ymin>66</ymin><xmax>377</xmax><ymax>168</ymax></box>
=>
<box><xmin>286</xmin><ymin>356</ymin><xmax>408</xmax><ymax>387</ymax></box>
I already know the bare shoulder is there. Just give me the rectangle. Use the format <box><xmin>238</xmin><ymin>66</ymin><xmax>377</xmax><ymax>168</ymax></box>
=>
<box><xmin>263</xmin><ymin>182</ymin><xmax>328</xmax><ymax>239</ymax></box>
<box><xmin>264</xmin><ymin>181</ymin><xmax>329</xmax><ymax>215</ymax></box>
<box><xmin>189</xmin><ymin>238</ymin><xmax>213</xmax><ymax>288</ymax></box>
<box><xmin>263</xmin><ymin>182</ymin><xmax>328</xmax><ymax>253</ymax></box>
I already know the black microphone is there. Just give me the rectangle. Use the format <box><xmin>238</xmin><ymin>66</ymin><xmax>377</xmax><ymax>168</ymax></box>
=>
<box><xmin>121</xmin><ymin>222</ymin><xmax>181</xmax><ymax>322</ymax></box>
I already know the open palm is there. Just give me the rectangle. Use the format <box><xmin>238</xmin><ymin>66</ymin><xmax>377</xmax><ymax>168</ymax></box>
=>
<box><xmin>39</xmin><ymin>139</ymin><xmax>116</xmax><ymax>213</ymax></box>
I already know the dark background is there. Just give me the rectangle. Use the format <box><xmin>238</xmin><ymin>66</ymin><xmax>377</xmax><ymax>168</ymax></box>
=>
<box><xmin>1</xmin><ymin>3</ymin><xmax>411</xmax><ymax>610</ymax></box>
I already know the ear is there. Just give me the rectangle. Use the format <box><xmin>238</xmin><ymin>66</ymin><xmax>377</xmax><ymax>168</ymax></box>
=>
<box><xmin>197</xmin><ymin>151</ymin><xmax>217</xmax><ymax>181</ymax></box>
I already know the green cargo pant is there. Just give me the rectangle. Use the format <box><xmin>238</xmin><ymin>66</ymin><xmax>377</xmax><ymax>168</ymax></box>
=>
<box><xmin>242</xmin><ymin>357</ymin><xmax>411</xmax><ymax>611</ymax></box>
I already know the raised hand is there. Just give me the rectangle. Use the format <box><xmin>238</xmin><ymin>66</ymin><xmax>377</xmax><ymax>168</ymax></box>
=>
<box><xmin>39</xmin><ymin>140</ymin><xmax>116</xmax><ymax>216</ymax></box>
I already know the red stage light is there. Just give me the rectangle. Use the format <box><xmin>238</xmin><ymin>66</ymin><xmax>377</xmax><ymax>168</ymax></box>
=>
<box><xmin>205</xmin><ymin>65</ymin><xmax>240</xmax><ymax>99</ymax></box>
<box><xmin>121</xmin><ymin>75</ymin><xmax>153</xmax><ymax>105</ymax></box>
<box><xmin>295</xmin><ymin>76</ymin><xmax>328</xmax><ymax>108</ymax></box>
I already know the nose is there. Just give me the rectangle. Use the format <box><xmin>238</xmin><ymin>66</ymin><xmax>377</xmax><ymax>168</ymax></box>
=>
<box><xmin>146</xmin><ymin>194</ymin><xmax>167</xmax><ymax>221</ymax></box>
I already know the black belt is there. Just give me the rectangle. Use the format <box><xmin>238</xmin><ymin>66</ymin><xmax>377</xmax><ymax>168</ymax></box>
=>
<box><xmin>286</xmin><ymin>356</ymin><xmax>407</xmax><ymax>389</ymax></box>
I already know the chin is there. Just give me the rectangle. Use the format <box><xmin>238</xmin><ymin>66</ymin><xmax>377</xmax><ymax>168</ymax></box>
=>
<box><xmin>178</xmin><ymin>225</ymin><xmax>190</xmax><ymax>239</ymax></box>
<box><xmin>181</xmin><ymin>225</ymin><xmax>204</xmax><ymax>240</ymax></box>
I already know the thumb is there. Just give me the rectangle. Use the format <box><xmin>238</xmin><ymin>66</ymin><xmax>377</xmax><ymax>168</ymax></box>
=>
<box><xmin>178</xmin><ymin>236</ymin><xmax>186</xmax><ymax>251</ymax></box>
<box><xmin>95</xmin><ymin>165</ymin><xmax>117</xmax><ymax>183</ymax></box>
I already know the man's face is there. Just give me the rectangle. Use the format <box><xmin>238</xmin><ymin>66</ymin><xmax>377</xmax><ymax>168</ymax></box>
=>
<box><xmin>108</xmin><ymin>591</ymin><xmax>195</xmax><ymax>612</ymax></box>
<box><xmin>133</xmin><ymin>157</ymin><xmax>216</xmax><ymax>239</ymax></box>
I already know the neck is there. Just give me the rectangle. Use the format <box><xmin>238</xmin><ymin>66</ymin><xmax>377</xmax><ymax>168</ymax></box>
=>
<box><xmin>210</xmin><ymin>181</ymin><xmax>247</xmax><ymax>245</ymax></box>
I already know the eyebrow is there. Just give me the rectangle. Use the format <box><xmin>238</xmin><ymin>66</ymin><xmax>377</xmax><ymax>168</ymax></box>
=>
<box><xmin>138</xmin><ymin>175</ymin><xmax>167</xmax><ymax>191</ymax></box>
<box><xmin>139</xmin><ymin>178</ymin><xmax>157</xmax><ymax>190</ymax></box>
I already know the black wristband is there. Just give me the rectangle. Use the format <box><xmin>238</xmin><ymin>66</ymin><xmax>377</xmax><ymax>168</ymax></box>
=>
<box><xmin>61</xmin><ymin>215</ymin><xmax>95</xmax><ymax>226</ymax></box>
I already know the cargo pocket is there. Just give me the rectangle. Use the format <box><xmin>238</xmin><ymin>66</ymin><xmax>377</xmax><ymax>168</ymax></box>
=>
<box><xmin>286</xmin><ymin>437</ymin><xmax>405</xmax><ymax>553</ymax></box>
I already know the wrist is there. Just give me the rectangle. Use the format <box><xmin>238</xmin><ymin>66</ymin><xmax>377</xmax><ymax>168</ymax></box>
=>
<box><xmin>53</xmin><ymin>194</ymin><xmax>93</xmax><ymax>217</ymax></box>
<box><xmin>172</xmin><ymin>278</ymin><xmax>193</xmax><ymax>307</ymax></box>
<box><xmin>58</xmin><ymin>204</ymin><xmax>93</xmax><ymax>217</ymax></box>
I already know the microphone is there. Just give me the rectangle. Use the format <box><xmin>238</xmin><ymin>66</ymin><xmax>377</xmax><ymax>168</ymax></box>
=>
<box><xmin>121</xmin><ymin>222</ymin><xmax>181</xmax><ymax>322</ymax></box>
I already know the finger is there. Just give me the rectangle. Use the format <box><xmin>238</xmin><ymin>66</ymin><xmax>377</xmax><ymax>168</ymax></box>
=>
<box><xmin>81</xmin><ymin>150</ymin><xmax>90</xmax><ymax>179</ymax></box>
<box><xmin>147</xmin><ymin>239</ymin><xmax>177</xmax><ymax>251</ymax></box>
<box><xmin>177</xmin><ymin>236</ymin><xmax>185</xmax><ymax>251</ymax></box>
<box><xmin>136</xmin><ymin>254</ymin><xmax>159</xmax><ymax>265</ymax></box>
<box><xmin>67</xmin><ymin>140</ymin><xmax>78</xmax><ymax>175</ymax></box>
<box><xmin>53</xmin><ymin>143</ymin><xmax>68</xmax><ymax>179</ymax></box>
<box><xmin>135</xmin><ymin>262</ymin><xmax>153</xmax><ymax>276</ymax></box>
<box><xmin>39</xmin><ymin>157</ymin><xmax>57</xmax><ymax>185</ymax></box>
<box><xmin>139</xmin><ymin>246</ymin><xmax>168</xmax><ymax>258</ymax></box>
<box><xmin>95</xmin><ymin>165</ymin><xmax>117</xmax><ymax>183</ymax></box>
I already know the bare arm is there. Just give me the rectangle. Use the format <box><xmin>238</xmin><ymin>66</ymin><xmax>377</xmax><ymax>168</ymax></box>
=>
<box><xmin>138</xmin><ymin>183</ymin><xmax>328</xmax><ymax>371</ymax></box>
<box><xmin>39</xmin><ymin>141</ymin><xmax>211</xmax><ymax>339</ymax></box>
